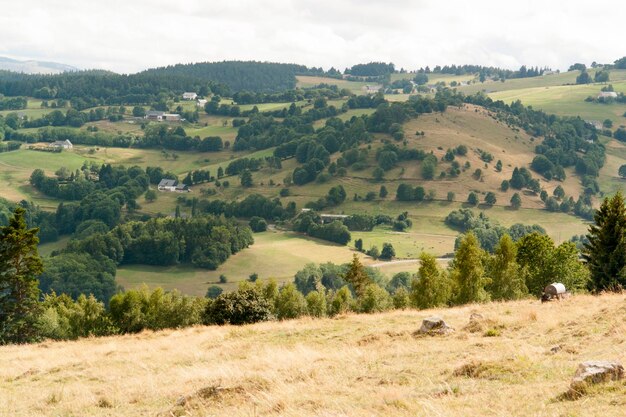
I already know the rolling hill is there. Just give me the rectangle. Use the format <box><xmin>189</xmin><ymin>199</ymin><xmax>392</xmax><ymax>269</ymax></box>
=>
<box><xmin>0</xmin><ymin>56</ymin><xmax>78</xmax><ymax>74</ymax></box>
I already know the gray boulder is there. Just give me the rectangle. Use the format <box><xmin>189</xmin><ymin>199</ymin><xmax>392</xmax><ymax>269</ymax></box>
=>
<box><xmin>418</xmin><ymin>316</ymin><xmax>454</xmax><ymax>335</ymax></box>
<box><xmin>570</xmin><ymin>360</ymin><xmax>624</xmax><ymax>391</ymax></box>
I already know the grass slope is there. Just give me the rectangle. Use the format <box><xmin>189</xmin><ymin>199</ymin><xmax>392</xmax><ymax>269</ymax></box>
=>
<box><xmin>1</xmin><ymin>293</ymin><xmax>624</xmax><ymax>416</ymax></box>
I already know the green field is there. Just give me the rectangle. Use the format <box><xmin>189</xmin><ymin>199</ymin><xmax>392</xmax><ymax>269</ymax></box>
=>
<box><xmin>296</xmin><ymin>75</ymin><xmax>381</xmax><ymax>95</ymax></box>
<box><xmin>115</xmin><ymin>230</ymin><xmax>367</xmax><ymax>296</ymax></box>
<box><xmin>489</xmin><ymin>82</ymin><xmax>626</xmax><ymax>124</ymax></box>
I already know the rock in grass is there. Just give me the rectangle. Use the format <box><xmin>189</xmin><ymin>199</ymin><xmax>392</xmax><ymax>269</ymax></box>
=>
<box><xmin>570</xmin><ymin>361</ymin><xmax>624</xmax><ymax>391</ymax></box>
<box><xmin>417</xmin><ymin>316</ymin><xmax>454</xmax><ymax>336</ymax></box>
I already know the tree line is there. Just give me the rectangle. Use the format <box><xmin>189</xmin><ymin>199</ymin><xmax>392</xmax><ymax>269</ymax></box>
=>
<box><xmin>4</xmin><ymin>193</ymin><xmax>625</xmax><ymax>344</ymax></box>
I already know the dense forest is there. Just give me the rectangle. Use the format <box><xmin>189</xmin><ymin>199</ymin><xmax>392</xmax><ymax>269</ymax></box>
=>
<box><xmin>138</xmin><ymin>61</ymin><xmax>328</xmax><ymax>92</ymax></box>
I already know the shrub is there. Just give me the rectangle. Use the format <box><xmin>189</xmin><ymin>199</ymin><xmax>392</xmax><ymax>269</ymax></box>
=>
<box><xmin>206</xmin><ymin>285</ymin><xmax>223</xmax><ymax>299</ymax></box>
<box><xmin>329</xmin><ymin>286</ymin><xmax>353</xmax><ymax>316</ymax></box>
<box><xmin>305</xmin><ymin>290</ymin><xmax>327</xmax><ymax>317</ymax></box>
<box><xmin>204</xmin><ymin>287</ymin><xmax>273</xmax><ymax>325</ymax></box>
<box><xmin>380</xmin><ymin>242</ymin><xmax>396</xmax><ymax>260</ymax></box>
<box><xmin>392</xmin><ymin>287</ymin><xmax>410</xmax><ymax>309</ymax></box>
<box><xmin>249</xmin><ymin>216</ymin><xmax>268</xmax><ymax>232</ymax></box>
<box><xmin>359</xmin><ymin>284</ymin><xmax>392</xmax><ymax>313</ymax></box>
<box><xmin>275</xmin><ymin>283</ymin><xmax>308</xmax><ymax>320</ymax></box>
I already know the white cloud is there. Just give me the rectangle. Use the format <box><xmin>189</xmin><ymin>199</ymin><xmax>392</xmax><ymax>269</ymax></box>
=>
<box><xmin>0</xmin><ymin>0</ymin><xmax>624</xmax><ymax>73</ymax></box>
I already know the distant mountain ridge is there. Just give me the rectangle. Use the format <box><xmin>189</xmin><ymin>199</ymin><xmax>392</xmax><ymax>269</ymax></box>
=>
<box><xmin>0</xmin><ymin>56</ymin><xmax>78</xmax><ymax>74</ymax></box>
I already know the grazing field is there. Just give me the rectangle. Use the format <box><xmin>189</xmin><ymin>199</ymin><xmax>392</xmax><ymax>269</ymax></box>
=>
<box><xmin>296</xmin><ymin>75</ymin><xmax>380</xmax><ymax>94</ymax></box>
<box><xmin>116</xmin><ymin>230</ymin><xmax>368</xmax><ymax>296</ymax></box>
<box><xmin>488</xmin><ymin>81</ymin><xmax>626</xmax><ymax>124</ymax></box>
<box><xmin>2</xmin><ymin>293</ymin><xmax>625</xmax><ymax>416</ymax></box>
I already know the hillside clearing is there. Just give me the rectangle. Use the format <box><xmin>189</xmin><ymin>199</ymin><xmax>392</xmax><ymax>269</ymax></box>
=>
<box><xmin>1</xmin><ymin>293</ymin><xmax>624</xmax><ymax>416</ymax></box>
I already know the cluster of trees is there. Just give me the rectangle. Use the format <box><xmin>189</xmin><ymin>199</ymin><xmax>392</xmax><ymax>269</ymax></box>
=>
<box><xmin>0</xmin><ymin>69</ymin><xmax>223</xmax><ymax>105</ymax></box>
<box><xmin>192</xmin><ymin>194</ymin><xmax>296</xmax><ymax>221</ymax></box>
<box><xmin>0</xmin><ymin>96</ymin><xmax>27</xmax><ymax>110</ymax></box>
<box><xmin>445</xmin><ymin>208</ymin><xmax>545</xmax><ymax>252</ymax></box>
<box><xmin>395</xmin><ymin>182</ymin><xmax>437</xmax><ymax>202</ymax></box>
<box><xmin>138</xmin><ymin>61</ymin><xmax>330</xmax><ymax>93</ymax></box>
<box><xmin>346</xmin><ymin>62</ymin><xmax>395</xmax><ymax>77</ymax></box>
<box><xmin>293</xmin><ymin>211</ymin><xmax>351</xmax><ymax>245</ymax></box>
<box><xmin>465</xmin><ymin>94</ymin><xmax>603</xmax><ymax>181</ymax></box>
<box><xmin>30</xmin><ymin>163</ymin><xmax>149</xmax><ymax>203</ymax></box>
<box><xmin>0</xmin><ymin>141</ymin><xmax>20</xmax><ymax>153</ymax></box>
<box><xmin>415</xmin><ymin>64</ymin><xmax>549</xmax><ymax>80</ymax></box>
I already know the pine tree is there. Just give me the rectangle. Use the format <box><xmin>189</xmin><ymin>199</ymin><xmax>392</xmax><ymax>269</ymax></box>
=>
<box><xmin>583</xmin><ymin>192</ymin><xmax>626</xmax><ymax>291</ymax></box>
<box><xmin>510</xmin><ymin>193</ymin><xmax>522</xmax><ymax>209</ymax></box>
<box><xmin>240</xmin><ymin>170</ymin><xmax>253</xmax><ymax>187</ymax></box>
<box><xmin>343</xmin><ymin>254</ymin><xmax>371</xmax><ymax>298</ymax></box>
<box><xmin>0</xmin><ymin>208</ymin><xmax>44</xmax><ymax>344</ymax></box>
<box><xmin>451</xmin><ymin>232</ymin><xmax>490</xmax><ymax>304</ymax></box>
<box><xmin>487</xmin><ymin>235</ymin><xmax>527</xmax><ymax>300</ymax></box>
<box><xmin>411</xmin><ymin>252</ymin><xmax>451</xmax><ymax>309</ymax></box>
<box><xmin>182</xmin><ymin>172</ymin><xmax>193</xmax><ymax>186</ymax></box>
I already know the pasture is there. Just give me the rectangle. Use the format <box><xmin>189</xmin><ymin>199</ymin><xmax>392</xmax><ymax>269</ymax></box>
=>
<box><xmin>116</xmin><ymin>230</ymin><xmax>367</xmax><ymax>296</ymax></box>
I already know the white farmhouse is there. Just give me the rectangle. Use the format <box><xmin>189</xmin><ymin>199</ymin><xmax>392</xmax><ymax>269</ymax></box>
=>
<box><xmin>48</xmin><ymin>140</ymin><xmax>73</xmax><ymax>149</ymax></box>
<box><xmin>182</xmin><ymin>92</ymin><xmax>198</xmax><ymax>100</ymax></box>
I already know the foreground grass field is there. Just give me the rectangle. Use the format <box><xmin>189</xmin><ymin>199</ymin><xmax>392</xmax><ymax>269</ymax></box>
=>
<box><xmin>2</xmin><ymin>293</ymin><xmax>624</xmax><ymax>416</ymax></box>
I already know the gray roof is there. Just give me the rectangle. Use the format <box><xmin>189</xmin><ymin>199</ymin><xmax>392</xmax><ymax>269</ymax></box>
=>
<box><xmin>146</xmin><ymin>110</ymin><xmax>165</xmax><ymax>116</ymax></box>
<box><xmin>158</xmin><ymin>179</ymin><xmax>177</xmax><ymax>187</ymax></box>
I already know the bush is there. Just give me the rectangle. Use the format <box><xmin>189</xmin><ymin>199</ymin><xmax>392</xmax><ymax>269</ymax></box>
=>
<box><xmin>359</xmin><ymin>284</ymin><xmax>392</xmax><ymax>313</ymax></box>
<box><xmin>329</xmin><ymin>286</ymin><xmax>353</xmax><ymax>316</ymax></box>
<box><xmin>275</xmin><ymin>283</ymin><xmax>308</xmax><ymax>320</ymax></box>
<box><xmin>467</xmin><ymin>192</ymin><xmax>478</xmax><ymax>206</ymax></box>
<box><xmin>392</xmin><ymin>287</ymin><xmax>410</xmax><ymax>309</ymax></box>
<box><xmin>204</xmin><ymin>287</ymin><xmax>273</xmax><ymax>325</ymax></box>
<box><xmin>109</xmin><ymin>287</ymin><xmax>206</xmax><ymax>333</ymax></box>
<box><xmin>305</xmin><ymin>290</ymin><xmax>327</xmax><ymax>318</ymax></box>
<box><xmin>249</xmin><ymin>216</ymin><xmax>268</xmax><ymax>232</ymax></box>
<box><xmin>380</xmin><ymin>242</ymin><xmax>396</xmax><ymax>260</ymax></box>
<box><xmin>206</xmin><ymin>285</ymin><xmax>223</xmax><ymax>299</ymax></box>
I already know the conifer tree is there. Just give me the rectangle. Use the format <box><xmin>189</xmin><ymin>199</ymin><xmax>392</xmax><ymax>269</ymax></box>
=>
<box><xmin>583</xmin><ymin>191</ymin><xmax>626</xmax><ymax>291</ymax></box>
<box><xmin>411</xmin><ymin>252</ymin><xmax>452</xmax><ymax>309</ymax></box>
<box><xmin>487</xmin><ymin>235</ymin><xmax>527</xmax><ymax>300</ymax></box>
<box><xmin>451</xmin><ymin>232</ymin><xmax>490</xmax><ymax>304</ymax></box>
<box><xmin>343</xmin><ymin>254</ymin><xmax>371</xmax><ymax>298</ymax></box>
<box><xmin>0</xmin><ymin>208</ymin><xmax>43</xmax><ymax>344</ymax></box>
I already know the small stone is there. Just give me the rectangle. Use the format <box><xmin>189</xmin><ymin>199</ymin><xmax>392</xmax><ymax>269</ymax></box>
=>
<box><xmin>418</xmin><ymin>316</ymin><xmax>454</xmax><ymax>335</ymax></box>
<box><xmin>570</xmin><ymin>360</ymin><xmax>624</xmax><ymax>390</ymax></box>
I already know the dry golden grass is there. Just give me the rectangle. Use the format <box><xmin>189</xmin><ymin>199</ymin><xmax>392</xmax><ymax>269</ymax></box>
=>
<box><xmin>2</xmin><ymin>293</ymin><xmax>625</xmax><ymax>416</ymax></box>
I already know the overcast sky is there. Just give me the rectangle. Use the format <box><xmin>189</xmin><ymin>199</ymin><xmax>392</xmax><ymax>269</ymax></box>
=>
<box><xmin>0</xmin><ymin>0</ymin><xmax>624</xmax><ymax>74</ymax></box>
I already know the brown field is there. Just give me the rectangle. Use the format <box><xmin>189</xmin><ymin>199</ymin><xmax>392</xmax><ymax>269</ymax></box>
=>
<box><xmin>1</xmin><ymin>293</ymin><xmax>625</xmax><ymax>416</ymax></box>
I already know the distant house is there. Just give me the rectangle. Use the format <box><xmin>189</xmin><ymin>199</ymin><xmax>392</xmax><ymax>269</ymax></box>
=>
<box><xmin>157</xmin><ymin>179</ymin><xmax>189</xmax><ymax>192</ymax></box>
<box><xmin>145</xmin><ymin>110</ymin><xmax>165</xmax><ymax>121</ymax></box>
<box><xmin>320</xmin><ymin>214</ymin><xmax>349</xmax><ymax>224</ymax></box>
<box><xmin>163</xmin><ymin>113</ymin><xmax>182</xmax><ymax>122</ymax></box>
<box><xmin>48</xmin><ymin>140</ymin><xmax>73</xmax><ymax>149</ymax></box>
<box><xmin>144</xmin><ymin>111</ymin><xmax>181</xmax><ymax>122</ymax></box>
<box><xmin>197</xmin><ymin>99</ymin><xmax>207</xmax><ymax>107</ymax></box>
<box><xmin>182</xmin><ymin>92</ymin><xmax>197</xmax><ymax>100</ymax></box>
<box><xmin>597</xmin><ymin>91</ymin><xmax>618</xmax><ymax>99</ymax></box>
<box><xmin>542</xmin><ymin>70</ymin><xmax>555</xmax><ymax>76</ymax></box>
<box><xmin>363</xmin><ymin>85</ymin><xmax>381</xmax><ymax>94</ymax></box>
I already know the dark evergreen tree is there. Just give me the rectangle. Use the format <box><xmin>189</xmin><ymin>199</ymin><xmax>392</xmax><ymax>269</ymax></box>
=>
<box><xmin>583</xmin><ymin>192</ymin><xmax>626</xmax><ymax>291</ymax></box>
<box><xmin>0</xmin><ymin>208</ymin><xmax>43</xmax><ymax>344</ymax></box>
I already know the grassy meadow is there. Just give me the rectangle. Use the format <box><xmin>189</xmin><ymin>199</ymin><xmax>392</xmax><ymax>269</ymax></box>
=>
<box><xmin>1</xmin><ymin>293</ymin><xmax>625</xmax><ymax>416</ymax></box>
<box><xmin>116</xmin><ymin>230</ymin><xmax>367</xmax><ymax>296</ymax></box>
